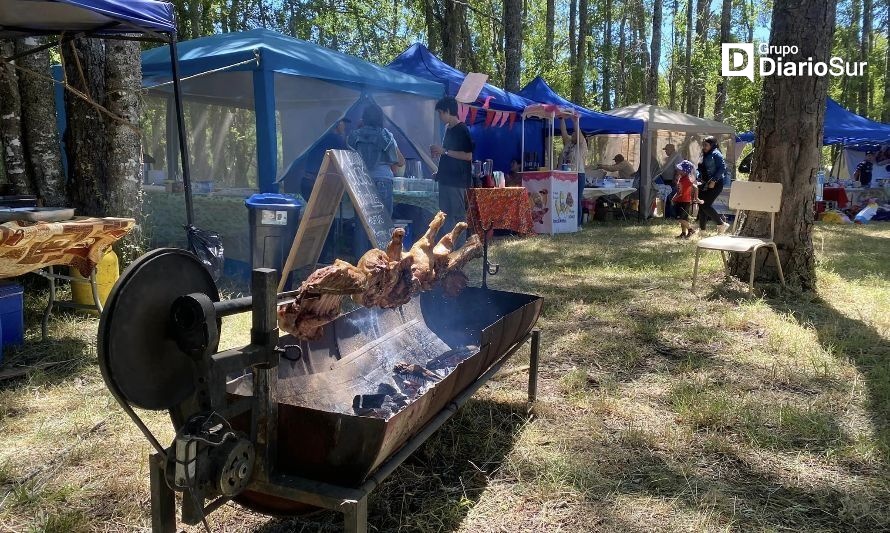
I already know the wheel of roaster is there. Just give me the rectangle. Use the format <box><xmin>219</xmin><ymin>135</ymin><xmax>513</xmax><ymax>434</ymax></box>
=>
<box><xmin>98</xmin><ymin>248</ymin><xmax>220</xmax><ymax>411</ymax></box>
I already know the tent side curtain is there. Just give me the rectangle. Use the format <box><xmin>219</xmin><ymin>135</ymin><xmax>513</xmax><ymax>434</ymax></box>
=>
<box><xmin>518</xmin><ymin>76</ymin><xmax>644</xmax><ymax>135</ymax></box>
<box><xmin>388</xmin><ymin>42</ymin><xmax>534</xmax><ymax>113</ymax></box>
<box><xmin>0</xmin><ymin>0</ymin><xmax>175</xmax><ymax>37</ymax></box>
<box><xmin>142</xmin><ymin>29</ymin><xmax>444</xmax><ymax>99</ymax></box>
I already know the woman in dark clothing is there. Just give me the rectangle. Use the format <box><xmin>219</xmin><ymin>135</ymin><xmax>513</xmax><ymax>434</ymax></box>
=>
<box><xmin>697</xmin><ymin>137</ymin><xmax>730</xmax><ymax>234</ymax></box>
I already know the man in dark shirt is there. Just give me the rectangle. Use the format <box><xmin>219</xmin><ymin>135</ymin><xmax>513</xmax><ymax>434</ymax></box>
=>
<box><xmin>854</xmin><ymin>152</ymin><xmax>875</xmax><ymax>187</ymax></box>
<box><xmin>301</xmin><ymin>111</ymin><xmax>351</xmax><ymax>201</ymax></box>
<box><xmin>430</xmin><ymin>96</ymin><xmax>475</xmax><ymax>245</ymax></box>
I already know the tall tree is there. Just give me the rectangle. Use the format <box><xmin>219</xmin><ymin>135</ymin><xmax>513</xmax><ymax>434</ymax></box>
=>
<box><xmin>713</xmin><ymin>0</ymin><xmax>732</xmax><ymax>120</ymax></box>
<box><xmin>61</xmin><ymin>38</ymin><xmax>107</xmax><ymax>216</ymax></box>
<box><xmin>15</xmin><ymin>38</ymin><xmax>66</xmax><ymax>206</ymax></box>
<box><xmin>569</xmin><ymin>0</ymin><xmax>577</xmax><ymax>73</ymax></box>
<box><xmin>730</xmin><ymin>0</ymin><xmax>837</xmax><ymax>290</ymax></box>
<box><xmin>647</xmin><ymin>0</ymin><xmax>663</xmax><ymax>105</ymax></box>
<box><xmin>602</xmin><ymin>0</ymin><xmax>613</xmax><ymax>109</ymax></box>
<box><xmin>668</xmin><ymin>0</ymin><xmax>679</xmax><ymax>109</ymax></box>
<box><xmin>0</xmin><ymin>40</ymin><xmax>33</xmax><ymax>196</ymax></box>
<box><xmin>616</xmin><ymin>8</ymin><xmax>628</xmax><ymax>107</ymax></box>
<box><xmin>693</xmin><ymin>0</ymin><xmax>709</xmax><ymax>116</ymax></box>
<box><xmin>104</xmin><ymin>39</ymin><xmax>143</xmax><ymax>223</ymax></box>
<box><xmin>572</xmin><ymin>0</ymin><xmax>589</xmax><ymax>102</ymax></box>
<box><xmin>684</xmin><ymin>0</ymin><xmax>694</xmax><ymax>114</ymax></box>
<box><xmin>859</xmin><ymin>0</ymin><xmax>872</xmax><ymax>116</ymax></box>
<box><xmin>883</xmin><ymin>10</ymin><xmax>890</xmax><ymax>122</ymax></box>
<box><xmin>545</xmin><ymin>0</ymin><xmax>555</xmax><ymax>63</ymax></box>
<box><xmin>504</xmin><ymin>0</ymin><xmax>522</xmax><ymax>92</ymax></box>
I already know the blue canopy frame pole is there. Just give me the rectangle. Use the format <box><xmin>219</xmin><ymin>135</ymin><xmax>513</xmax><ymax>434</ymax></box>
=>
<box><xmin>253</xmin><ymin>69</ymin><xmax>278</xmax><ymax>193</ymax></box>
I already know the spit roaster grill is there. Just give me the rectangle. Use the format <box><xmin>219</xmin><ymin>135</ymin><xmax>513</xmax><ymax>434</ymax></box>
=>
<box><xmin>98</xmin><ymin>246</ymin><xmax>542</xmax><ymax>532</ymax></box>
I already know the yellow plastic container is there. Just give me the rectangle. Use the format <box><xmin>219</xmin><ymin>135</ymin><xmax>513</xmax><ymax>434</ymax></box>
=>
<box><xmin>71</xmin><ymin>249</ymin><xmax>120</xmax><ymax>313</ymax></box>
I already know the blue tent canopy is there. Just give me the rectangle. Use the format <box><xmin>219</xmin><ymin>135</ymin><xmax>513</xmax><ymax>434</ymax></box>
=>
<box><xmin>737</xmin><ymin>98</ymin><xmax>890</xmax><ymax>146</ymax></box>
<box><xmin>518</xmin><ymin>76</ymin><xmax>643</xmax><ymax>135</ymax></box>
<box><xmin>388</xmin><ymin>43</ymin><xmax>535</xmax><ymax>112</ymax></box>
<box><xmin>143</xmin><ymin>28</ymin><xmax>443</xmax><ymax>99</ymax></box>
<box><xmin>0</xmin><ymin>0</ymin><xmax>175</xmax><ymax>37</ymax></box>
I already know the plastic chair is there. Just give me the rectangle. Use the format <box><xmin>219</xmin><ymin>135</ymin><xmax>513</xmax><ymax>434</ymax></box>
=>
<box><xmin>692</xmin><ymin>181</ymin><xmax>786</xmax><ymax>293</ymax></box>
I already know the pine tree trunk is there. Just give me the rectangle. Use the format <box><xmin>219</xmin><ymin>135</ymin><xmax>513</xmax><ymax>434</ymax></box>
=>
<box><xmin>504</xmin><ymin>0</ymin><xmax>522</xmax><ymax>93</ymax></box>
<box><xmin>441</xmin><ymin>0</ymin><xmax>459</xmax><ymax>66</ymax></box>
<box><xmin>647</xmin><ymin>0</ymin><xmax>663</xmax><ymax>105</ymax></box>
<box><xmin>569</xmin><ymin>0</ymin><xmax>577</xmax><ymax>72</ymax></box>
<box><xmin>669</xmin><ymin>0</ymin><xmax>678</xmax><ymax>109</ymax></box>
<box><xmin>883</xmin><ymin>9</ymin><xmax>890</xmax><ymax>122</ymax></box>
<box><xmin>15</xmin><ymin>38</ymin><xmax>66</xmax><ymax>206</ymax></box>
<box><xmin>61</xmin><ymin>38</ymin><xmax>107</xmax><ymax>217</ymax></box>
<box><xmin>602</xmin><ymin>0</ymin><xmax>613</xmax><ymax>109</ymax></box>
<box><xmin>713</xmin><ymin>0</ymin><xmax>732</xmax><ymax>120</ymax></box>
<box><xmin>104</xmin><ymin>39</ymin><xmax>143</xmax><ymax>221</ymax></box>
<box><xmin>617</xmin><ymin>12</ymin><xmax>627</xmax><ymax>107</ymax></box>
<box><xmin>693</xmin><ymin>0</ymin><xmax>709</xmax><ymax>116</ymax></box>
<box><xmin>859</xmin><ymin>0</ymin><xmax>872</xmax><ymax>116</ymax></box>
<box><xmin>422</xmin><ymin>0</ymin><xmax>440</xmax><ymax>54</ymax></box>
<box><xmin>684</xmin><ymin>0</ymin><xmax>693</xmax><ymax>114</ymax></box>
<box><xmin>0</xmin><ymin>40</ymin><xmax>33</xmax><ymax>196</ymax></box>
<box><xmin>729</xmin><ymin>0</ymin><xmax>837</xmax><ymax>291</ymax></box>
<box><xmin>545</xmin><ymin>0</ymin><xmax>555</xmax><ymax>62</ymax></box>
<box><xmin>572</xmin><ymin>0</ymin><xmax>588</xmax><ymax>103</ymax></box>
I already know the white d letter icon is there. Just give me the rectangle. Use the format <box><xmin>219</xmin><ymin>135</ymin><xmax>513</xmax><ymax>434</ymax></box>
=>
<box><xmin>722</xmin><ymin>43</ymin><xmax>755</xmax><ymax>82</ymax></box>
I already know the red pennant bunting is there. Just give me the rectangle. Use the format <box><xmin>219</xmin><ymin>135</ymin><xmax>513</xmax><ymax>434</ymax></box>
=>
<box><xmin>508</xmin><ymin>112</ymin><xmax>516</xmax><ymax>130</ymax></box>
<box><xmin>468</xmin><ymin>106</ymin><xmax>478</xmax><ymax>125</ymax></box>
<box><xmin>484</xmin><ymin>109</ymin><xmax>496</xmax><ymax>128</ymax></box>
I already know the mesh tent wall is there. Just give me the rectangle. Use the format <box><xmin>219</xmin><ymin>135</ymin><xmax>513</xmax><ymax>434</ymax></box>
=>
<box><xmin>141</xmin><ymin>28</ymin><xmax>445</xmax><ymax>193</ymax></box>
<box><xmin>603</xmin><ymin>104</ymin><xmax>737</xmax><ymax>218</ymax></box>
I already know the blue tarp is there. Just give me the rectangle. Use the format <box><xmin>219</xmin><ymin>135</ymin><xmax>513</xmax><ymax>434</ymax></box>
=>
<box><xmin>518</xmin><ymin>76</ymin><xmax>644</xmax><ymax>135</ymax></box>
<box><xmin>388</xmin><ymin>43</ymin><xmax>535</xmax><ymax>112</ymax></box>
<box><xmin>735</xmin><ymin>99</ymin><xmax>890</xmax><ymax>146</ymax></box>
<box><xmin>142</xmin><ymin>28</ymin><xmax>444</xmax><ymax>99</ymax></box>
<box><xmin>0</xmin><ymin>0</ymin><xmax>175</xmax><ymax>36</ymax></box>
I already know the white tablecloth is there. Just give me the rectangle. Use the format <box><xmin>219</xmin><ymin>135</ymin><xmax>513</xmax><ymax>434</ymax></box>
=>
<box><xmin>583</xmin><ymin>187</ymin><xmax>637</xmax><ymax>200</ymax></box>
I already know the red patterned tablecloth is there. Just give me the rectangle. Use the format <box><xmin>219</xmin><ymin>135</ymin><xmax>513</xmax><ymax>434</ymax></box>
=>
<box><xmin>466</xmin><ymin>187</ymin><xmax>534</xmax><ymax>237</ymax></box>
<box><xmin>822</xmin><ymin>187</ymin><xmax>849</xmax><ymax>208</ymax></box>
<box><xmin>0</xmin><ymin>217</ymin><xmax>135</xmax><ymax>279</ymax></box>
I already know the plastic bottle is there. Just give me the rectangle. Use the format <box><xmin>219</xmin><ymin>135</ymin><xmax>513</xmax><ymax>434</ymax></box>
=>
<box><xmin>816</xmin><ymin>170</ymin><xmax>825</xmax><ymax>201</ymax></box>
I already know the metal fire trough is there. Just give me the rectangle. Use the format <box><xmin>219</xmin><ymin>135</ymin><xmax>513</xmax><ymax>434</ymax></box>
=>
<box><xmin>98</xmin><ymin>249</ymin><xmax>542</xmax><ymax>532</ymax></box>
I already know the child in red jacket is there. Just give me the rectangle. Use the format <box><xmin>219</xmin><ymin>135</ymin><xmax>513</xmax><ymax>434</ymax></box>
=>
<box><xmin>672</xmin><ymin>160</ymin><xmax>699</xmax><ymax>239</ymax></box>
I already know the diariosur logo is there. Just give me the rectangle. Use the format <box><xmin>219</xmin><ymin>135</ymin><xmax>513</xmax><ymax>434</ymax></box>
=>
<box><xmin>722</xmin><ymin>43</ymin><xmax>867</xmax><ymax>82</ymax></box>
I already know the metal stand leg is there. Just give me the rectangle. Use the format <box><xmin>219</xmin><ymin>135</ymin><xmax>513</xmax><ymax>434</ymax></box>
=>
<box><xmin>528</xmin><ymin>329</ymin><xmax>540</xmax><ymax>405</ymax></box>
<box><xmin>343</xmin><ymin>497</ymin><xmax>368</xmax><ymax>533</ymax></box>
<box><xmin>150</xmin><ymin>453</ymin><xmax>176</xmax><ymax>533</ymax></box>
<box><xmin>41</xmin><ymin>266</ymin><xmax>56</xmax><ymax>340</ymax></box>
<box><xmin>771</xmin><ymin>244</ymin><xmax>786</xmax><ymax>288</ymax></box>
<box><xmin>89</xmin><ymin>269</ymin><xmax>103</xmax><ymax>314</ymax></box>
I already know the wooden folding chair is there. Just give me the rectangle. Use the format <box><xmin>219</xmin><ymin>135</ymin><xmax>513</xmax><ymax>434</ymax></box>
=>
<box><xmin>692</xmin><ymin>181</ymin><xmax>786</xmax><ymax>293</ymax></box>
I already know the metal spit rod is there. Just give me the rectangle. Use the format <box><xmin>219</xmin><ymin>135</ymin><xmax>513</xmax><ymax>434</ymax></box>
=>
<box><xmin>213</xmin><ymin>288</ymin><xmax>302</xmax><ymax>318</ymax></box>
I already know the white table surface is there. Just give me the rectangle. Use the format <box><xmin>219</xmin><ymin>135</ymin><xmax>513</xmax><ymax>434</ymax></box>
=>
<box><xmin>583</xmin><ymin>187</ymin><xmax>637</xmax><ymax>200</ymax></box>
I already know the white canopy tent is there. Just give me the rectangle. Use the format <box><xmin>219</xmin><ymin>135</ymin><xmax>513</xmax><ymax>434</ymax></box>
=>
<box><xmin>599</xmin><ymin>104</ymin><xmax>737</xmax><ymax>218</ymax></box>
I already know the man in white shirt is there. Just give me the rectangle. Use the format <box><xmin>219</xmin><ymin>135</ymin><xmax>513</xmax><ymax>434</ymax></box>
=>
<box><xmin>560</xmin><ymin>117</ymin><xmax>588</xmax><ymax>224</ymax></box>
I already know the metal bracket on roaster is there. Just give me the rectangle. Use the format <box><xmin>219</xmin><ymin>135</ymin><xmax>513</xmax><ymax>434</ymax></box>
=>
<box><xmin>481</xmin><ymin>224</ymin><xmax>500</xmax><ymax>289</ymax></box>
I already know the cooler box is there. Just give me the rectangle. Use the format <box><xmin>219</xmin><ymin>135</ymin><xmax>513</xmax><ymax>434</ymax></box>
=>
<box><xmin>245</xmin><ymin>193</ymin><xmax>303</xmax><ymax>275</ymax></box>
<box><xmin>0</xmin><ymin>283</ymin><xmax>24</xmax><ymax>359</ymax></box>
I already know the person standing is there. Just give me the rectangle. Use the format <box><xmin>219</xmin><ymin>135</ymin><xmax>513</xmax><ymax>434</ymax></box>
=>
<box><xmin>560</xmin><ymin>117</ymin><xmax>588</xmax><ymax>224</ymax></box>
<box><xmin>696</xmin><ymin>137</ymin><xmax>730</xmax><ymax>234</ymax></box>
<box><xmin>430</xmin><ymin>96</ymin><xmax>475</xmax><ymax>245</ymax></box>
<box><xmin>657</xmin><ymin>143</ymin><xmax>682</xmax><ymax>218</ymax></box>
<box><xmin>853</xmin><ymin>151</ymin><xmax>875</xmax><ymax>188</ymax></box>
<box><xmin>672</xmin><ymin>160</ymin><xmax>699</xmax><ymax>239</ymax></box>
<box><xmin>301</xmin><ymin>111</ymin><xmax>351</xmax><ymax>201</ymax></box>
<box><xmin>348</xmin><ymin>103</ymin><xmax>401</xmax><ymax>256</ymax></box>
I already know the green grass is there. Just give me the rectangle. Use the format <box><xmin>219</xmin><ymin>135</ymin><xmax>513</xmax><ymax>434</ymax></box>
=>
<box><xmin>0</xmin><ymin>220</ymin><xmax>888</xmax><ymax>531</ymax></box>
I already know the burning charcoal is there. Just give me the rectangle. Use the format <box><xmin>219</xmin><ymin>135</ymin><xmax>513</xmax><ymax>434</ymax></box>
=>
<box><xmin>393</xmin><ymin>362</ymin><xmax>442</xmax><ymax>382</ymax></box>
<box><xmin>376</xmin><ymin>383</ymin><xmax>399</xmax><ymax>396</ymax></box>
<box><xmin>353</xmin><ymin>393</ymin><xmax>391</xmax><ymax>415</ymax></box>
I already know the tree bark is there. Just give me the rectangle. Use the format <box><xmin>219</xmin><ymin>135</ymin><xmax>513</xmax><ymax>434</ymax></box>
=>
<box><xmin>883</xmin><ymin>7</ymin><xmax>890</xmax><ymax>122</ymax></box>
<box><xmin>569</xmin><ymin>0</ymin><xmax>577</xmax><ymax>73</ymax></box>
<box><xmin>647</xmin><ymin>0</ymin><xmax>663</xmax><ymax>105</ymax></box>
<box><xmin>504</xmin><ymin>0</ymin><xmax>522</xmax><ymax>93</ymax></box>
<box><xmin>684</xmin><ymin>0</ymin><xmax>693</xmax><ymax>114</ymax></box>
<box><xmin>545</xmin><ymin>0</ymin><xmax>555</xmax><ymax>63</ymax></box>
<box><xmin>104</xmin><ymin>39</ymin><xmax>143</xmax><ymax>221</ymax></box>
<box><xmin>440</xmin><ymin>0</ymin><xmax>459</xmax><ymax>66</ymax></box>
<box><xmin>421</xmin><ymin>0</ymin><xmax>440</xmax><ymax>54</ymax></box>
<box><xmin>668</xmin><ymin>0</ymin><xmax>678</xmax><ymax>109</ymax></box>
<box><xmin>0</xmin><ymin>40</ymin><xmax>33</xmax><ymax>196</ymax></box>
<box><xmin>61</xmin><ymin>38</ymin><xmax>107</xmax><ymax>217</ymax></box>
<box><xmin>713</xmin><ymin>0</ymin><xmax>732</xmax><ymax>121</ymax></box>
<box><xmin>602</xmin><ymin>0</ymin><xmax>613</xmax><ymax>109</ymax></box>
<box><xmin>859</xmin><ymin>0</ymin><xmax>872</xmax><ymax>116</ymax></box>
<box><xmin>572</xmin><ymin>0</ymin><xmax>589</xmax><ymax>103</ymax></box>
<box><xmin>15</xmin><ymin>37</ymin><xmax>66</xmax><ymax>206</ymax></box>
<box><xmin>729</xmin><ymin>0</ymin><xmax>837</xmax><ymax>291</ymax></box>
<box><xmin>616</xmin><ymin>11</ymin><xmax>627</xmax><ymax>107</ymax></box>
<box><xmin>693</xmin><ymin>0</ymin><xmax>709</xmax><ymax>116</ymax></box>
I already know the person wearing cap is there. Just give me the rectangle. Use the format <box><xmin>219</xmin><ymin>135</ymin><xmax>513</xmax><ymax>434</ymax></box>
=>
<box><xmin>301</xmin><ymin>111</ymin><xmax>351</xmax><ymax>201</ymax></box>
<box><xmin>656</xmin><ymin>143</ymin><xmax>682</xmax><ymax>217</ymax></box>
<box><xmin>672</xmin><ymin>160</ymin><xmax>699</xmax><ymax>239</ymax></box>
<box><xmin>596</xmin><ymin>154</ymin><xmax>634</xmax><ymax>179</ymax></box>
<box><xmin>854</xmin><ymin>151</ymin><xmax>875</xmax><ymax>187</ymax></box>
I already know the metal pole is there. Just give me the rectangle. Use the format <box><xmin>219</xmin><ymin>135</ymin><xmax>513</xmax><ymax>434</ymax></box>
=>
<box><xmin>528</xmin><ymin>329</ymin><xmax>540</xmax><ymax>405</ymax></box>
<box><xmin>168</xmin><ymin>33</ymin><xmax>195</xmax><ymax>226</ymax></box>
